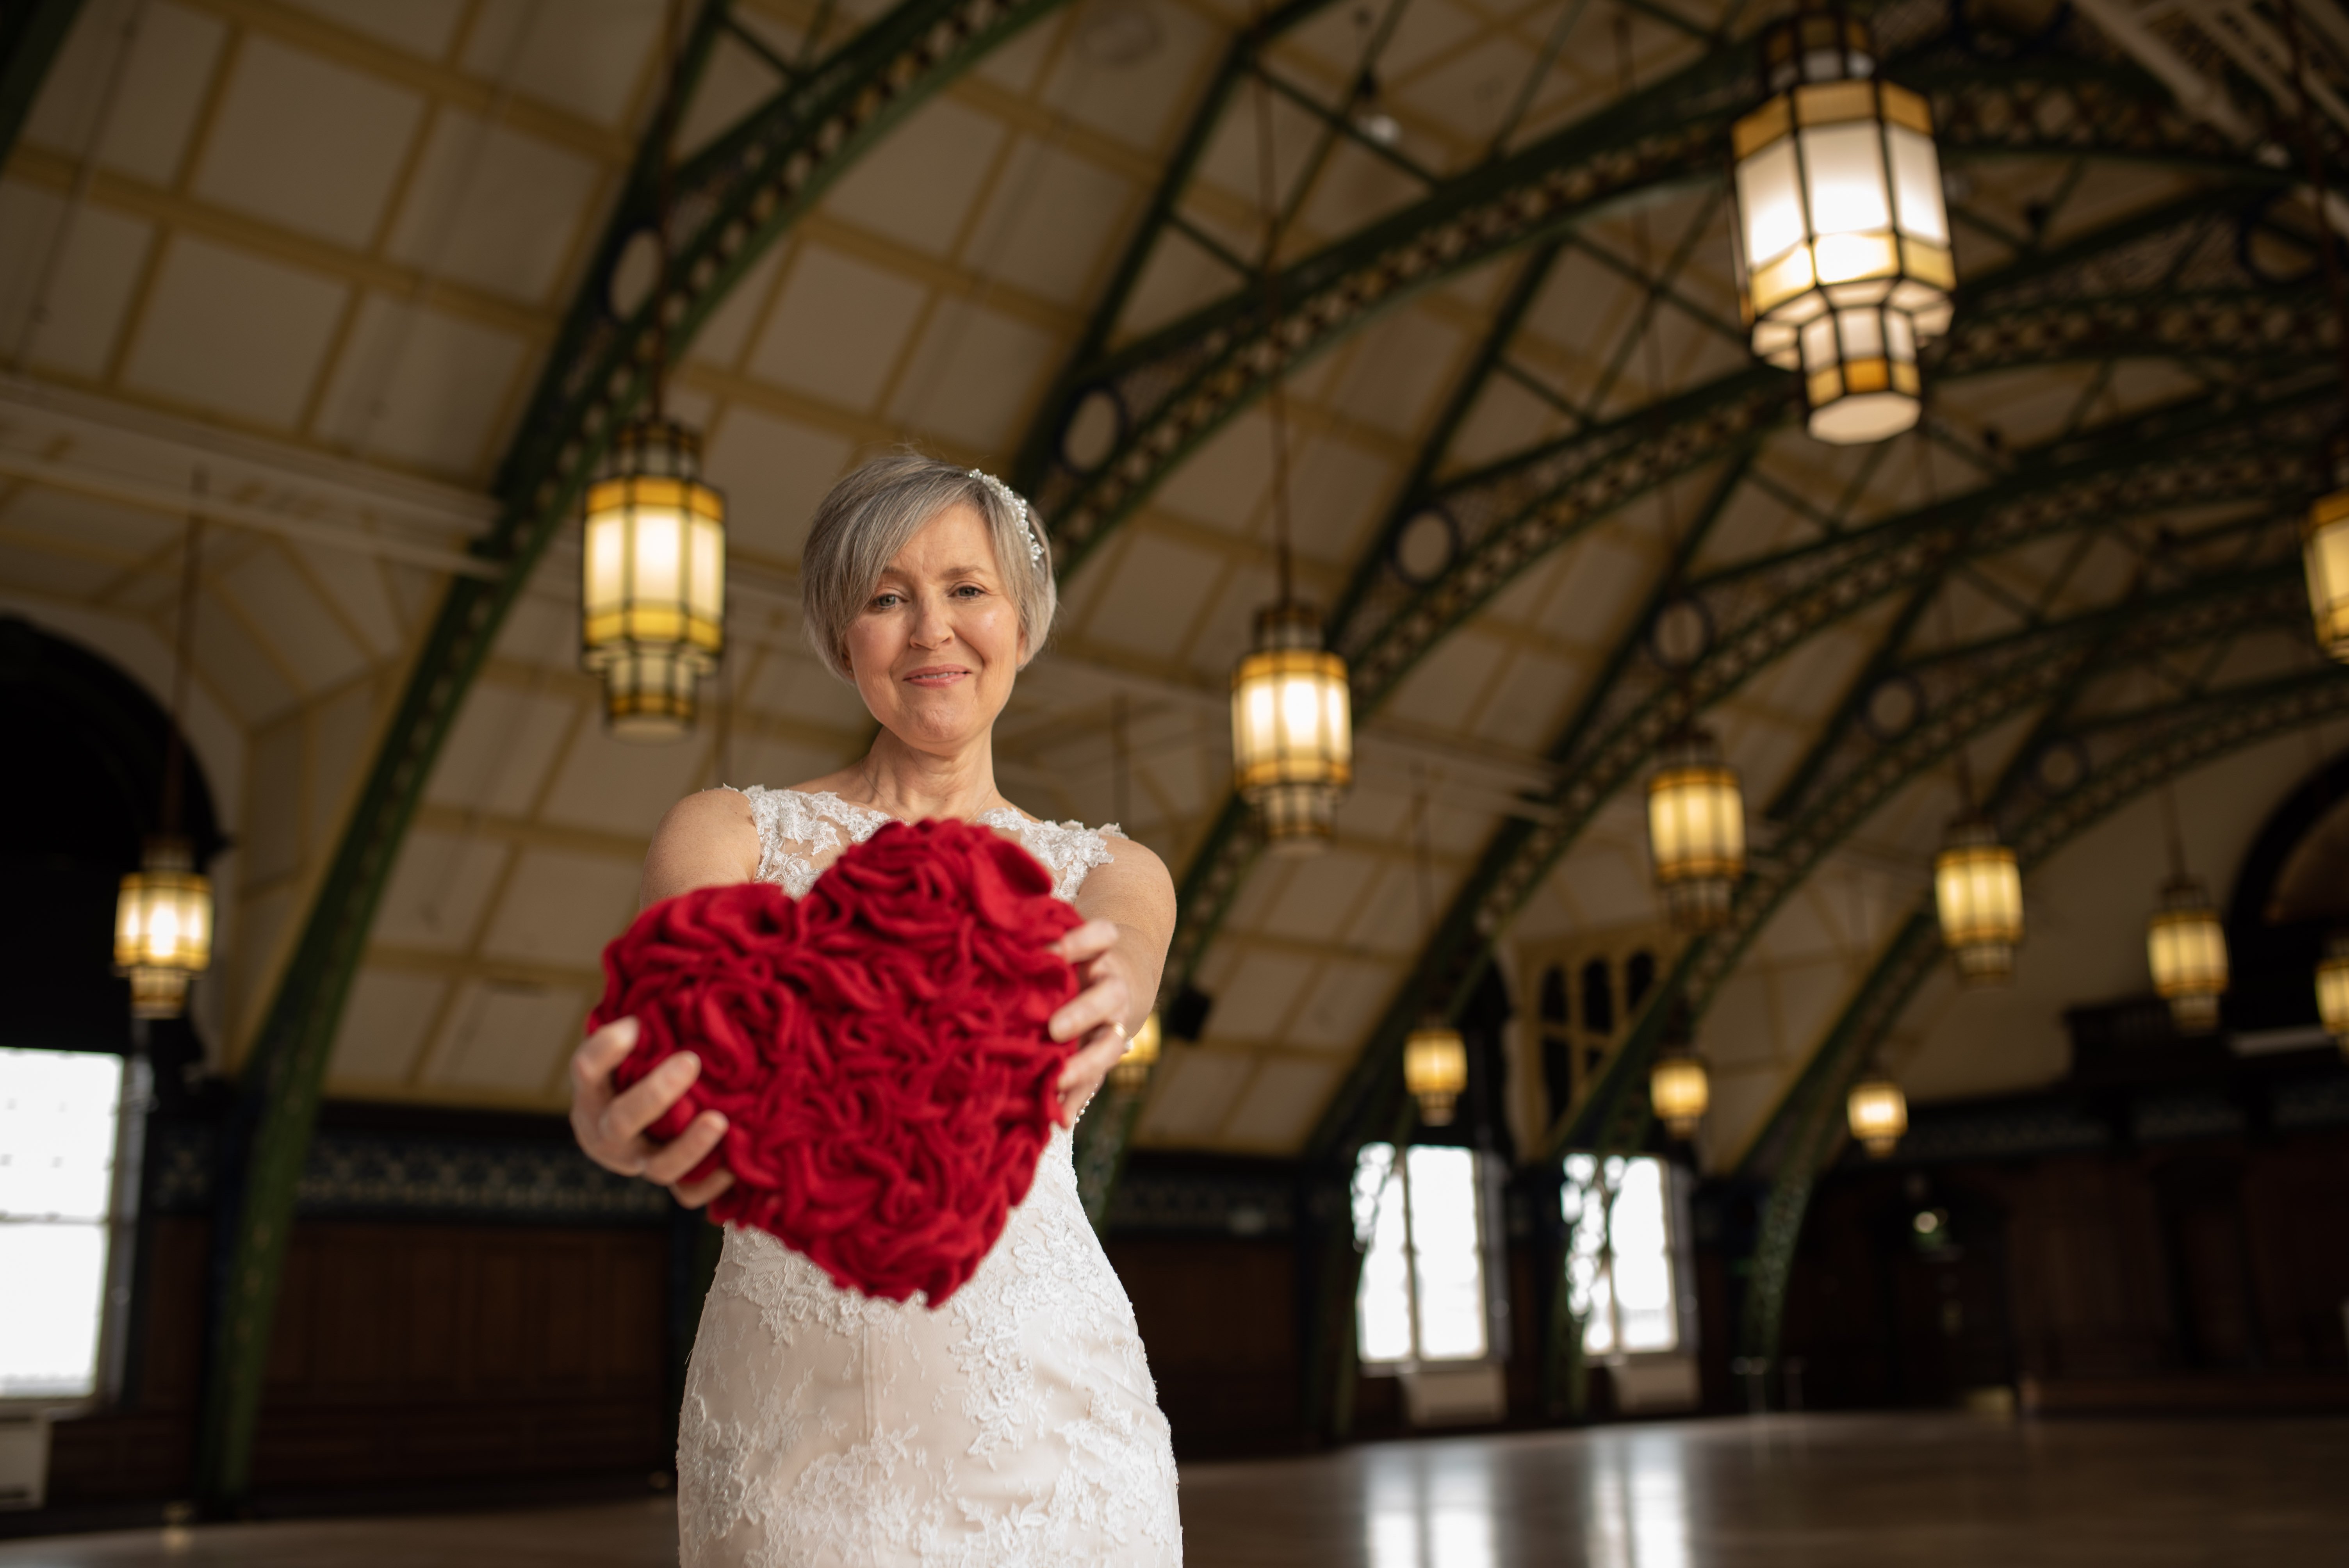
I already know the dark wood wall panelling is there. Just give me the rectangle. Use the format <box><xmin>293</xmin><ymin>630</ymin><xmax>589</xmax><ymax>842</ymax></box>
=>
<box><xmin>46</xmin><ymin>1218</ymin><xmax>670</xmax><ymax>1509</ymax></box>
<box><xmin>1753</xmin><ymin>1126</ymin><xmax>2349</xmax><ymax>1415</ymax></box>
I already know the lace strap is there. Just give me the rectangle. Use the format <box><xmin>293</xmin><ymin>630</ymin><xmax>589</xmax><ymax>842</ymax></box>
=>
<box><xmin>989</xmin><ymin>812</ymin><xmax>1120</xmax><ymax>903</ymax></box>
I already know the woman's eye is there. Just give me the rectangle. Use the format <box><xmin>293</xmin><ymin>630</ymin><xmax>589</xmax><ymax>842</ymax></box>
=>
<box><xmin>952</xmin><ymin>584</ymin><xmax>984</xmax><ymax>599</ymax></box>
<box><xmin>871</xmin><ymin>593</ymin><xmax>902</xmax><ymax>610</ymax></box>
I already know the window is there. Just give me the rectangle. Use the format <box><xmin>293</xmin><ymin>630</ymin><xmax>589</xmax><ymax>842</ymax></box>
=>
<box><xmin>0</xmin><ymin>1049</ymin><xmax>128</xmax><ymax>1400</ymax></box>
<box><xmin>1353</xmin><ymin>1143</ymin><xmax>1490</xmax><ymax>1365</ymax></box>
<box><xmin>1563</xmin><ymin>1154</ymin><xmax>1680</xmax><ymax>1356</ymax></box>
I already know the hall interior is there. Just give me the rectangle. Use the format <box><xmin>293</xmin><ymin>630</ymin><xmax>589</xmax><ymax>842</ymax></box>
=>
<box><xmin>2</xmin><ymin>0</ymin><xmax>2347</xmax><ymax>1560</ymax></box>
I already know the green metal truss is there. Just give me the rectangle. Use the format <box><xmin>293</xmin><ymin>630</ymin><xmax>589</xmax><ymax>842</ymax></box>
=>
<box><xmin>193</xmin><ymin>0</ymin><xmax>1075</xmax><ymax>1507</ymax></box>
<box><xmin>0</xmin><ymin>0</ymin><xmax>81</xmax><ymax>169</ymax></box>
<box><xmin>1061</xmin><ymin>18</ymin><xmax>2324</xmax><ymax>1226</ymax></box>
<box><xmin>1302</xmin><ymin>376</ymin><xmax>2333</xmax><ymax>1171</ymax></box>
<box><xmin>1015</xmin><ymin>22</ymin><xmax>2259</xmax><ymax>586</ymax></box>
<box><xmin>1730</xmin><ymin>661</ymin><xmax>2349</xmax><ymax>1386</ymax></box>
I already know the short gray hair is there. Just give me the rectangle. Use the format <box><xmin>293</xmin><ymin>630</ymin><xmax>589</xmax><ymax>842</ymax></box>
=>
<box><xmin>799</xmin><ymin>452</ymin><xmax>1057</xmax><ymax>683</ymax></box>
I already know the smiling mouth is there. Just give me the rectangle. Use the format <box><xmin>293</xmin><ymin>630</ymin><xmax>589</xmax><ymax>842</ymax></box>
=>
<box><xmin>904</xmin><ymin>666</ymin><xmax>970</xmax><ymax>687</ymax></box>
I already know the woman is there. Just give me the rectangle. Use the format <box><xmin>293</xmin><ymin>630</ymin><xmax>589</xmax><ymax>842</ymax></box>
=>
<box><xmin>567</xmin><ymin>453</ymin><xmax>1183</xmax><ymax>1566</ymax></box>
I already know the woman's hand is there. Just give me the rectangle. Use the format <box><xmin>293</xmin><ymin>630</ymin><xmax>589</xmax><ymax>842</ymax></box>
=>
<box><xmin>568</xmin><ymin>1017</ymin><xmax>736</xmax><ymax>1208</ymax></box>
<box><xmin>1048</xmin><ymin>918</ymin><xmax>1142</xmax><ymax>1123</ymax></box>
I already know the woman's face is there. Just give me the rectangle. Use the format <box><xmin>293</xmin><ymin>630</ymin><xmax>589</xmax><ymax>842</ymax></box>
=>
<box><xmin>843</xmin><ymin>501</ymin><xmax>1028</xmax><ymax>753</ymax></box>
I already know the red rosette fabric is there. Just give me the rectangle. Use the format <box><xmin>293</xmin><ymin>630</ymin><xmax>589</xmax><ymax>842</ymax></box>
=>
<box><xmin>587</xmin><ymin>818</ymin><xmax>1085</xmax><ymax>1305</ymax></box>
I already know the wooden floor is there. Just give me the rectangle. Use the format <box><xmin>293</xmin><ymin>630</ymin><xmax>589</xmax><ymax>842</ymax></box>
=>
<box><xmin>5</xmin><ymin>1413</ymin><xmax>2345</xmax><ymax>1566</ymax></box>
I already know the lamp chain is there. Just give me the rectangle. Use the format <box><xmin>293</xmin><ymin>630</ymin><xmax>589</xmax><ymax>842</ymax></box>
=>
<box><xmin>647</xmin><ymin>0</ymin><xmax>686</xmax><ymax>421</ymax></box>
<box><xmin>160</xmin><ymin>470</ymin><xmax>205</xmax><ymax>840</ymax></box>
<box><xmin>1249</xmin><ymin>2</ymin><xmax>1294</xmax><ymax>610</ymax></box>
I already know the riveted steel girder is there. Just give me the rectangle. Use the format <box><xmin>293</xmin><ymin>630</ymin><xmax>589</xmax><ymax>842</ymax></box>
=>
<box><xmin>1018</xmin><ymin>26</ymin><xmax>2261</xmax><ymax>584</ymax></box>
<box><xmin>1300</xmin><ymin>380</ymin><xmax>2332</xmax><ymax>1172</ymax></box>
<box><xmin>1731</xmin><ymin>662</ymin><xmax>2349</xmax><ymax>1377</ymax></box>
<box><xmin>194</xmin><ymin>0</ymin><xmax>1073</xmax><ymax>1507</ymax></box>
<box><xmin>1543</xmin><ymin>558</ymin><xmax>2307</xmax><ymax>1157</ymax></box>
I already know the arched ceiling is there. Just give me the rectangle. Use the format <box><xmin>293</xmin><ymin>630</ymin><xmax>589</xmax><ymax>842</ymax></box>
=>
<box><xmin>3</xmin><ymin>0</ymin><xmax>2343</xmax><ymax>1168</ymax></box>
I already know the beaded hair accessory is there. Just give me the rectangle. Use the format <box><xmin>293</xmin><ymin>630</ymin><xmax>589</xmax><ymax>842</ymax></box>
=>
<box><xmin>970</xmin><ymin>468</ymin><xmax>1045</xmax><ymax>568</ymax></box>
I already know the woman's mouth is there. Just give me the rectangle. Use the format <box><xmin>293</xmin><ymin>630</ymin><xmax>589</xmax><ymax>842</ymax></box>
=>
<box><xmin>904</xmin><ymin>666</ymin><xmax>970</xmax><ymax>688</ymax></box>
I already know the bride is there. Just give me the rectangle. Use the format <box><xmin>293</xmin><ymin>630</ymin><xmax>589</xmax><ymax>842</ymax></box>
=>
<box><xmin>566</xmin><ymin>453</ymin><xmax>1183</xmax><ymax>1566</ymax></box>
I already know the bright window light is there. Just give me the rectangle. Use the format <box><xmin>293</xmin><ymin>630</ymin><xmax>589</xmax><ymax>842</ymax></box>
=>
<box><xmin>1354</xmin><ymin>1142</ymin><xmax>1490</xmax><ymax>1365</ymax></box>
<box><xmin>1564</xmin><ymin>1154</ymin><xmax>1681</xmax><ymax>1356</ymax></box>
<box><xmin>0</xmin><ymin>1049</ymin><xmax>126</xmax><ymax>1400</ymax></box>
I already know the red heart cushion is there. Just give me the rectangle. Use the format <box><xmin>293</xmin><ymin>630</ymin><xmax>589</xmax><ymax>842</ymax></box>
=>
<box><xmin>588</xmin><ymin>817</ymin><xmax>1085</xmax><ymax>1304</ymax></box>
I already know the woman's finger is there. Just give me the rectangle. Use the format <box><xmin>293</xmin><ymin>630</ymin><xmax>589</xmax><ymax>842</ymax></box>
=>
<box><xmin>643</xmin><ymin>1109</ymin><xmax>729</xmax><ymax>1186</ymax></box>
<box><xmin>598</xmin><ymin>1050</ymin><xmax>702</xmax><ymax>1146</ymax></box>
<box><xmin>1050</xmin><ymin>972</ymin><xmax>1131</xmax><ymax>1044</ymax></box>
<box><xmin>1059</xmin><ymin>1022</ymin><xmax>1131</xmax><ymax>1085</ymax></box>
<box><xmin>1052</xmin><ymin>919</ymin><xmax>1119</xmax><ymax>962</ymax></box>
<box><xmin>569</xmin><ymin>1017</ymin><xmax>639</xmax><ymax>1101</ymax></box>
<box><xmin>670</xmin><ymin>1169</ymin><xmax>736</xmax><ymax>1209</ymax></box>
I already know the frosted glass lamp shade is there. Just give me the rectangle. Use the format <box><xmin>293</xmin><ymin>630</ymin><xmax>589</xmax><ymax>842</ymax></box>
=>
<box><xmin>1846</xmin><ymin>1076</ymin><xmax>1908</xmax><ymax>1158</ymax></box>
<box><xmin>1110</xmin><ymin>1010</ymin><xmax>1162</xmax><ymax>1092</ymax></box>
<box><xmin>2315</xmin><ymin>932</ymin><xmax>2349</xmax><ymax>1051</ymax></box>
<box><xmin>2146</xmin><ymin>877</ymin><xmax>2228</xmax><ymax>1034</ymax></box>
<box><xmin>115</xmin><ymin>837</ymin><xmax>212</xmax><ymax>1020</ymax></box>
<box><xmin>2308</xmin><ymin>482</ymin><xmax>2349</xmax><ymax>663</ymax></box>
<box><xmin>1647</xmin><ymin>729</ymin><xmax>1745</xmax><ymax>931</ymax></box>
<box><xmin>1935</xmin><ymin>816</ymin><xmax>2022</xmax><ymax>985</ymax></box>
<box><xmin>1650</xmin><ymin>1052</ymin><xmax>1711</xmax><ymax>1140</ymax></box>
<box><xmin>582</xmin><ymin>420</ymin><xmax>726</xmax><ymax>741</ymax></box>
<box><xmin>1232</xmin><ymin>604</ymin><xmax>1352</xmax><ymax>854</ymax></box>
<box><xmin>1404</xmin><ymin>1025</ymin><xmax>1469</xmax><ymax>1126</ymax></box>
<box><xmin>1731</xmin><ymin>3</ymin><xmax>1952</xmax><ymax>445</ymax></box>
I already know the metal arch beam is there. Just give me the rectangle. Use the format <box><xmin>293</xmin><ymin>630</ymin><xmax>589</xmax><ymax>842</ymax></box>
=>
<box><xmin>1157</xmin><ymin>193</ymin><xmax>2331</xmax><ymax>1060</ymax></box>
<box><xmin>1017</xmin><ymin>25</ymin><xmax>2263</xmax><ymax>584</ymax></box>
<box><xmin>0</xmin><ymin>0</ymin><xmax>80</xmax><ymax>169</ymax></box>
<box><xmin>194</xmin><ymin>0</ymin><xmax>1075</xmax><ymax>1507</ymax></box>
<box><xmin>1536</xmin><ymin>559</ymin><xmax>2306</xmax><ymax>1161</ymax></box>
<box><xmin>1730</xmin><ymin>662</ymin><xmax>2349</xmax><ymax>1382</ymax></box>
<box><xmin>1519</xmin><ymin>559</ymin><xmax>2310</xmax><ymax>1414</ymax></box>
<box><xmin>1334</xmin><ymin>191</ymin><xmax>2338</xmax><ymax>704</ymax></box>
<box><xmin>1300</xmin><ymin>376</ymin><xmax>2334</xmax><ymax>1172</ymax></box>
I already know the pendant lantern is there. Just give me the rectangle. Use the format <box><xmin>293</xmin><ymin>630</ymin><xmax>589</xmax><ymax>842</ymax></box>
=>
<box><xmin>1846</xmin><ymin>1075</ymin><xmax>1908</xmax><ymax>1157</ymax></box>
<box><xmin>1404</xmin><ymin>1023</ymin><xmax>1469</xmax><ymax>1126</ymax></box>
<box><xmin>1728</xmin><ymin>1</ymin><xmax>1953</xmax><ymax>444</ymax></box>
<box><xmin>116</xmin><ymin>837</ymin><xmax>213</xmax><ymax>1020</ymax></box>
<box><xmin>581</xmin><ymin>419</ymin><xmax>727</xmax><ymax>741</ymax></box>
<box><xmin>1647</xmin><ymin>728</ymin><xmax>1746</xmax><ymax>931</ymax></box>
<box><xmin>1110</xmin><ymin>1010</ymin><xmax>1162</xmax><ymax>1093</ymax></box>
<box><xmin>117</xmin><ymin>482</ymin><xmax>213</xmax><ymax>1022</ymax></box>
<box><xmin>2308</xmin><ymin>438</ymin><xmax>2349</xmax><ymax>662</ymax></box>
<box><xmin>1934</xmin><ymin>815</ymin><xmax>2023</xmax><ymax>984</ymax></box>
<box><xmin>1649</xmin><ymin>1049</ymin><xmax>1711</xmax><ymax>1140</ymax></box>
<box><xmin>1231</xmin><ymin>603</ymin><xmax>1353</xmax><ymax>852</ymax></box>
<box><xmin>2317</xmin><ymin>932</ymin><xmax>2349</xmax><ymax>1052</ymax></box>
<box><xmin>2146</xmin><ymin>876</ymin><xmax>2229</xmax><ymax>1034</ymax></box>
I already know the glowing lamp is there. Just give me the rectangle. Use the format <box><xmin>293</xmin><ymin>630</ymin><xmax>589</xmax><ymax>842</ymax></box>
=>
<box><xmin>2307</xmin><ymin>442</ymin><xmax>2349</xmax><ymax>662</ymax></box>
<box><xmin>1846</xmin><ymin>1076</ymin><xmax>1908</xmax><ymax>1157</ymax></box>
<box><xmin>2146</xmin><ymin>877</ymin><xmax>2228</xmax><ymax>1034</ymax></box>
<box><xmin>1647</xmin><ymin>729</ymin><xmax>1746</xmax><ymax>931</ymax></box>
<box><xmin>115</xmin><ymin>837</ymin><xmax>213</xmax><ymax>1020</ymax></box>
<box><xmin>2317</xmin><ymin>932</ymin><xmax>2349</xmax><ymax>1052</ymax></box>
<box><xmin>1403</xmin><ymin>1024</ymin><xmax>1469</xmax><ymax>1126</ymax></box>
<box><xmin>1729</xmin><ymin>2</ymin><xmax>1953</xmax><ymax>444</ymax></box>
<box><xmin>1650</xmin><ymin>1051</ymin><xmax>1711</xmax><ymax>1140</ymax></box>
<box><xmin>1935</xmin><ymin>816</ymin><xmax>2022</xmax><ymax>984</ymax></box>
<box><xmin>1110</xmin><ymin>1010</ymin><xmax>1162</xmax><ymax>1093</ymax></box>
<box><xmin>581</xmin><ymin>420</ymin><xmax>727</xmax><ymax>741</ymax></box>
<box><xmin>1231</xmin><ymin>603</ymin><xmax>1352</xmax><ymax>853</ymax></box>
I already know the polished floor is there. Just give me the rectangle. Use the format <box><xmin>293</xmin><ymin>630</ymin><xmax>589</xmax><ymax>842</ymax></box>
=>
<box><xmin>4</xmin><ymin>1413</ymin><xmax>2344</xmax><ymax>1566</ymax></box>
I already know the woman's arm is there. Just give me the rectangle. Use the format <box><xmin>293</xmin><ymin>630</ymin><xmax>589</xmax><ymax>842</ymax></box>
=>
<box><xmin>1046</xmin><ymin>834</ymin><xmax>1178</xmax><ymax>1122</ymax></box>
<box><xmin>568</xmin><ymin>789</ymin><xmax>762</xmax><ymax>1207</ymax></box>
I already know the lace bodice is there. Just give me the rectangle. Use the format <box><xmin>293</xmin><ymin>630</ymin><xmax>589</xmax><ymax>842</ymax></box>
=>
<box><xmin>733</xmin><ymin>786</ymin><xmax>1120</xmax><ymax>905</ymax></box>
<box><xmin>677</xmin><ymin>785</ymin><xmax>1180</xmax><ymax>1568</ymax></box>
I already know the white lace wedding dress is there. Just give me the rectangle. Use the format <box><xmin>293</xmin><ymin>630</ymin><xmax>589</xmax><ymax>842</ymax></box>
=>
<box><xmin>675</xmin><ymin>786</ymin><xmax>1183</xmax><ymax>1568</ymax></box>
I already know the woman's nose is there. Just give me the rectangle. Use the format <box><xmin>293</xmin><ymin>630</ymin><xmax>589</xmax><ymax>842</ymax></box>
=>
<box><xmin>909</xmin><ymin>595</ymin><xmax>954</xmax><ymax>646</ymax></box>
